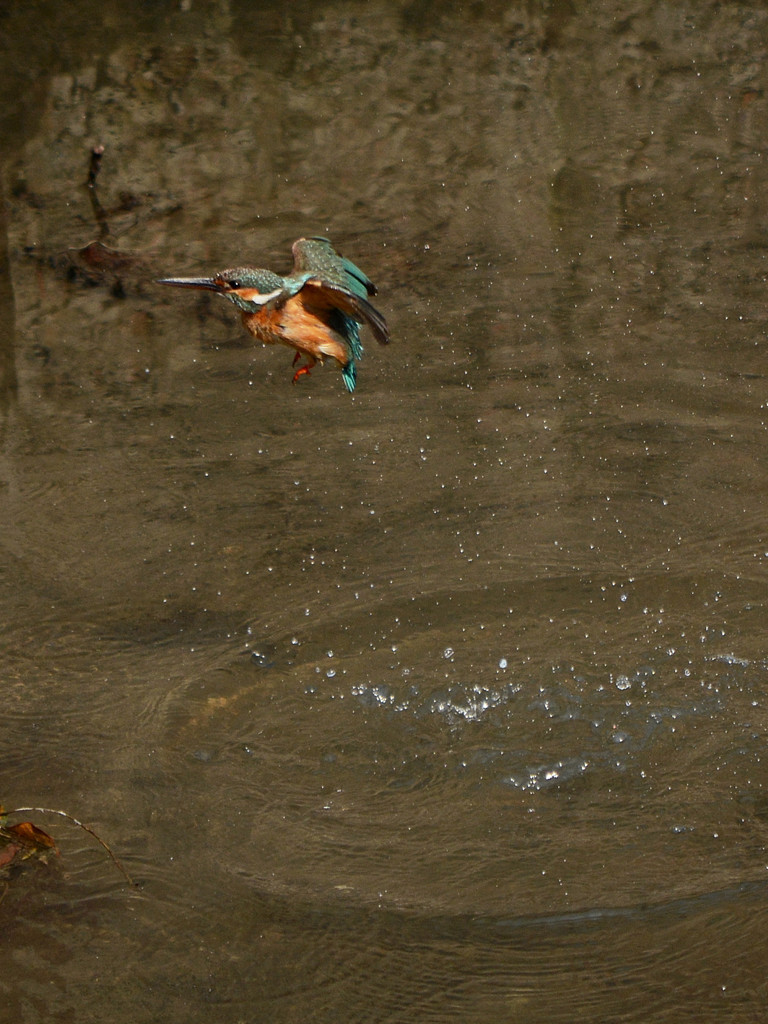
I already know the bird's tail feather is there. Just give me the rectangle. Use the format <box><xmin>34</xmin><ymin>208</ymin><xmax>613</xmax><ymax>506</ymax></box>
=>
<box><xmin>340</xmin><ymin>319</ymin><xmax>363</xmax><ymax>392</ymax></box>
<box><xmin>341</xmin><ymin>360</ymin><xmax>357</xmax><ymax>392</ymax></box>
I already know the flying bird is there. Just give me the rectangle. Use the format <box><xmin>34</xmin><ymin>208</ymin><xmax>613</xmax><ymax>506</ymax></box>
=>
<box><xmin>158</xmin><ymin>237</ymin><xmax>389</xmax><ymax>392</ymax></box>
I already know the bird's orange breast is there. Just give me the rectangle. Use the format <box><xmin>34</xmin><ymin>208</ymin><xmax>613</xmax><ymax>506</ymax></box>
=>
<box><xmin>241</xmin><ymin>295</ymin><xmax>350</xmax><ymax>367</ymax></box>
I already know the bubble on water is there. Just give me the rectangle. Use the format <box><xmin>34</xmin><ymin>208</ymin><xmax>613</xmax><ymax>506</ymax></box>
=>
<box><xmin>498</xmin><ymin>657</ymin><xmax>508</xmax><ymax>669</ymax></box>
<box><xmin>443</xmin><ymin>647</ymin><xmax>454</xmax><ymax>660</ymax></box>
<box><xmin>503</xmin><ymin>757</ymin><xmax>589</xmax><ymax>791</ymax></box>
<box><xmin>715</xmin><ymin>652</ymin><xmax>749</xmax><ymax>667</ymax></box>
<box><xmin>351</xmin><ymin>683</ymin><xmax>394</xmax><ymax>707</ymax></box>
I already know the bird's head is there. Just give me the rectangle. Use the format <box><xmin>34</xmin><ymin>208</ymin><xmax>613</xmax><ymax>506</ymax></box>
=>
<box><xmin>158</xmin><ymin>267</ymin><xmax>285</xmax><ymax>312</ymax></box>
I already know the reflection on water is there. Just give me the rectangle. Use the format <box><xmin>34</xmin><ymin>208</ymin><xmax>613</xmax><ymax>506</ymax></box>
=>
<box><xmin>3</xmin><ymin>2</ymin><xmax>768</xmax><ymax>1021</ymax></box>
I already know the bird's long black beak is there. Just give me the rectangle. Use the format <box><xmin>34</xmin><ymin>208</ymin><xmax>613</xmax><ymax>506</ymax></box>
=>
<box><xmin>157</xmin><ymin>277</ymin><xmax>222</xmax><ymax>292</ymax></box>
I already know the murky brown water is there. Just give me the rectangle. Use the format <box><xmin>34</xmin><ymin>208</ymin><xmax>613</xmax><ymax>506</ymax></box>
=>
<box><xmin>3</xmin><ymin>2</ymin><xmax>768</xmax><ymax>1021</ymax></box>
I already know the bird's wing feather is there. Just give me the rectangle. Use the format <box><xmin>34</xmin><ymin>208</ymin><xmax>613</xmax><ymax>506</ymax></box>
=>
<box><xmin>300</xmin><ymin>278</ymin><xmax>390</xmax><ymax>346</ymax></box>
<box><xmin>291</xmin><ymin>237</ymin><xmax>378</xmax><ymax>298</ymax></box>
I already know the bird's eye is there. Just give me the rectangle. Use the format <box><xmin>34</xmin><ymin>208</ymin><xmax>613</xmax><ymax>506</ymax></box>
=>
<box><xmin>227</xmin><ymin>279</ymin><xmax>241</xmax><ymax>289</ymax></box>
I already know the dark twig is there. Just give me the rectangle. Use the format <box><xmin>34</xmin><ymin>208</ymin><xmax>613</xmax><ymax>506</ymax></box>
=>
<box><xmin>85</xmin><ymin>145</ymin><xmax>110</xmax><ymax>240</ymax></box>
<box><xmin>86</xmin><ymin>144</ymin><xmax>105</xmax><ymax>188</ymax></box>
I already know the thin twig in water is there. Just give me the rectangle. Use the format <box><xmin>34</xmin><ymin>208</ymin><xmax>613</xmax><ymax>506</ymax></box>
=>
<box><xmin>6</xmin><ymin>807</ymin><xmax>134</xmax><ymax>886</ymax></box>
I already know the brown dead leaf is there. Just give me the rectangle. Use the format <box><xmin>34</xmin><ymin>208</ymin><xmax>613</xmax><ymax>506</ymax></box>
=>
<box><xmin>5</xmin><ymin>821</ymin><xmax>60</xmax><ymax>854</ymax></box>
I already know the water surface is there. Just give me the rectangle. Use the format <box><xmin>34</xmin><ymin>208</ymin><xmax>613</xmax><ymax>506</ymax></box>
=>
<box><xmin>2</xmin><ymin>2</ymin><xmax>768</xmax><ymax>1021</ymax></box>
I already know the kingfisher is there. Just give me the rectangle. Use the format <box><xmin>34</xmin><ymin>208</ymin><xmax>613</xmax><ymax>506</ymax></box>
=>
<box><xmin>158</xmin><ymin>237</ymin><xmax>389</xmax><ymax>392</ymax></box>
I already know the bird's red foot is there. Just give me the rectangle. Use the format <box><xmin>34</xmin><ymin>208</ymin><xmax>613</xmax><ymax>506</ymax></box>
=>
<box><xmin>292</xmin><ymin>364</ymin><xmax>313</xmax><ymax>385</ymax></box>
<box><xmin>291</xmin><ymin>353</ymin><xmax>317</xmax><ymax>385</ymax></box>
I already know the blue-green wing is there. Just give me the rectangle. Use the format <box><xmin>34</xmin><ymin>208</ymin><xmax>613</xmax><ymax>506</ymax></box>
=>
<box><xmin>291</xmin><ymin>237</ymin><xmax>389</xmax><ymax>345</ymax></box>
<box><xmin>291</xmin><ymin>237</ymin><xmax>378</xmax><ymax>299</ymax></box>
